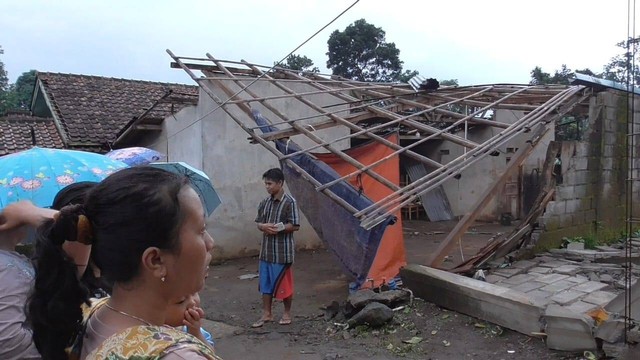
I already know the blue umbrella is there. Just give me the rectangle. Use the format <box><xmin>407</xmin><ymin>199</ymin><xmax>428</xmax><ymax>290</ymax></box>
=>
<box><xmin>106</xmin><ymin>147</ymin><xmax>165</xmax><ymax>166</ymax></box>
<box><xmin>149</xmin><ymin>162</ymin><xmax>221</xmax><ymax>216</ymax></box>
<box><xmin>0</xmin><ymin>147</ymin><xmax>128</xmax><ymax>209</ymax></box>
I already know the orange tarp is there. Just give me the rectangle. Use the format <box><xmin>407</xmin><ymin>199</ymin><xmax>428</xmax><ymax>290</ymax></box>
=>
<box><xmin>313</xmin><ymin>133</ymin><xmax>406</xmax><ymax>288</ymax></box>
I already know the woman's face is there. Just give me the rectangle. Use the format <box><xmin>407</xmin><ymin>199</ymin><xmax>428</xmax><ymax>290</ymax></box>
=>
<box><xmin>165</xmin><ymin>186</ymin><xmax>214</xmax><ymax>297</ymax></box>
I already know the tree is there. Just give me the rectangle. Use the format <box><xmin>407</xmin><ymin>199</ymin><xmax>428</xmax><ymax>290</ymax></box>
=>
<box><xmin>602</xmin><ymin>40</ymin><xmax>640</xmax><ymax>85</ymax></box>
<box><xmin>12</xmin><ymin>70</ymin><xmax>37</xmax><ymax>109</ymax></box>
<box><xmin>396</xmin><ymin>69</ymin><xmax>419</xmax><ymax>83</ymax></box>
<box><xmin>326</xmin><ymin>19</ymin><xmax>403</xmax><ymax>82</ymax></box>
<box><xmin>440</xmin><ymin>79</ymin><xmax>459</xmax><ymax>87</ymax></box>
<box><xmin>0</xmin><ymin>46</ymin><xmax>12</xmax><ymax>114</ymax></box>
<box><xmin>529</xmin><ymin>66</ymin><xmax>553</xmax><ymax>85</ymax></box>
<box><xmin>277</xmin><ymin>54</ymin><xmax>319</xmax><ymax>73</ymax></box>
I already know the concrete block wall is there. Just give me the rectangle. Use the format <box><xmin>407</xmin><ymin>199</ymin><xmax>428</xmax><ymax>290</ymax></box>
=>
<box><xmin>538</xmin><ymin>91</ymin><xmax>640</xmax><ymax>249</ymax></box>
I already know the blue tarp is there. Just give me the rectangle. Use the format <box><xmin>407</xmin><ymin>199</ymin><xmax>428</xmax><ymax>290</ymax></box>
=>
<box><xmin>252</xmin><ymin>109</ymin><xmax>394</xmax><ymax>287</ymax></box>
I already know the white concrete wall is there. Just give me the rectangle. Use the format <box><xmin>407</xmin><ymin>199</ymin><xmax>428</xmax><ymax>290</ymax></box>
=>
<box><xmin>150</xmin><ymin>79</ymin><xmax>350</xmax><ymax>260</ymax></box>
<box><xmin>431</xmin><ymin>110</ymin><xmax>553</xmax><ymax>220</ymax></box>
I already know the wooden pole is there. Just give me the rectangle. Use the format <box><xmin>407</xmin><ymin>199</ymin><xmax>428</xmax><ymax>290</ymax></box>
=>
<box><xmin>426</xmin><ymin>123</ymin><xmax>550</xmax><ymax>267</ymax></box>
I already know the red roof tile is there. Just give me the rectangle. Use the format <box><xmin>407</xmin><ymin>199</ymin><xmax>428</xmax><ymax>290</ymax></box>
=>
<box><xmin>0</xmin><ymin>112</ymin><xmax>64</xmax><ymax>156</ymax></box>
<box><xmin>37</xmin><ymin>72</ymin><xmax>198</xmax><ymax>146</ymax></box>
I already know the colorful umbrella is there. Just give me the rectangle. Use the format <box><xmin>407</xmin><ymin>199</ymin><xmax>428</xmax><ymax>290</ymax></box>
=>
<box><xmin>149</xmin><ymin>162</ymin><xmax>221</xmax><ymax>216</ymax></box>
<box><xmin>106</xmin><ymin>147</ymin><xmax>165</xmax><ymax>166</ymax></box>
<box><xmin>0</xmin><ymin>147</ymin><xmax>128</xmax><ymax>209</ymax></box>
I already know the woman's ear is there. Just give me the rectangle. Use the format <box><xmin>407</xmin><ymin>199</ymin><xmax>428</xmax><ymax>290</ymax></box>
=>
<box><xmin>141</xmin><ymin>247</ymin><xmax>166</xmax><ymax>280</ymax></box>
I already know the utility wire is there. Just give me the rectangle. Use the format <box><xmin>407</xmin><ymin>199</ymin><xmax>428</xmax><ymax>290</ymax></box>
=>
<box><xmin>148</xmin><ymin>0</ymin><xmax>360</xmax><ymax>148</ymax></box>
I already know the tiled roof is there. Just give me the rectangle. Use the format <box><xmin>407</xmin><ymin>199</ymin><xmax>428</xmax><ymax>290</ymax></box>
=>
<box><xmin>0</xmin><ymin>112</ymin><xmax>64</xmax><ymax>156</ymax></box>
<box><xmin>37</xmin><ymin>72</ymin><xmax>198</xmax><ymax>146</ymax></box>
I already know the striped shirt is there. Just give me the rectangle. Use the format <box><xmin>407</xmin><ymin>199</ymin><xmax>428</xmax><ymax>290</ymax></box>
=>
<box><xmin>255</xmin><ymin>192</ymin><xmax>300</xmax><ymax>264</ymax></box>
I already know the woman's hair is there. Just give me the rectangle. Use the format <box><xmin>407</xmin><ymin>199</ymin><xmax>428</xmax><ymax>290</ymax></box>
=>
<box><xmin>28</xmin><ymin>167</ymin><xmax>189</xmax><ymax>360</ymax></box>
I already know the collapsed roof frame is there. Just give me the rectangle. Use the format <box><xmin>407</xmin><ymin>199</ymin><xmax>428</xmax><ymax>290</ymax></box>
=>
<box><xmin>168</xmin><ymin>50</ymin><xmax>592</xmax><ymax>265</ymax></box>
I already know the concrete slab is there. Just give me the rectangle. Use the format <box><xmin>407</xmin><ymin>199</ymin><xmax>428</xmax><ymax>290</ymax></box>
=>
<box><xmin>544</xmin><ymin>305</ymin><xmax>597</xmax><ymax>351</ymax></box>
<box><xmin>527</xmin><ymin>289</ymin><xmax>554</xmax><ymax>306</ymax></box>
<box><xmin>400</xmin><ymin>264</ymin><xmax>544</xmax><ymax>336</ymax></box>
<box><xmin>566</xmin><ymin>275</ymin><xmax>589</xmax><ymax>284</ymax></box>
<box><xmin>541</xmin><ymin>280</ymin><xmax>577</xmax><ymax>293</ymax></box>
<box><xmin>537</xmin><ymin>273</ymin><xmax>570</xmax><ymax>284</ymax></box>
<box><xmin>528</xmin><ymin>266</ymin><xmax>552</xmax><ymax>274</ymax></box>
<box><xmin>605</xmin><ymin>280</ymin><xmax>640</xmax><ymax>320</ymax></box>
<box><xmin>564</xmin><ymin>301</ymin><xmax>598</xmax><ymax>314</ymax></box>
<box><xmin>571</xmin><ymin>281</ymin><xmax>609</xmax><ymax>293</ymax></box>
<box><xmin>538</xmin><ymin>260</ymin><xmax>574</xmax><ymax>268</ymax></box>
<box><xmin>501</xmin><ymin>274</ymin><xmax>537</xmax><ymax>286</ymax></box>
<box><xmin>511</xmin><ymin>281</ymin><xmax>546</xmax><ymax>293</ymax></box>
<box><xmin>553</xmin><ymin>265</ymin><xmax>581</xmax><ymax>276</ymax></box>
<box><xmin>512</xmin><ymin>260</ymin><xmax>538</xmax><ymax>270</ymax></box>
<box><xmin>491</xmin><ymin>267</ymin><xmax>524</xmax><ymax>278</ymax></box>
<box><xmin>550</xmin><ymin>290</ymin><xmax>587</xmax><ymax>305</ymax></box>
<box><xmin>595</xmin><ymin>319</ymin><xmax>626</xmax><ymax>343</ymax></box>
<box><xmin>485</xmin><ymin>274</ymin><xmax>506</xmax><ymax>284</ymax></box>
<box><xmin>582</xmin><ymin>291</ymin><xmax>618</xmax><ymax>306</ymax></box>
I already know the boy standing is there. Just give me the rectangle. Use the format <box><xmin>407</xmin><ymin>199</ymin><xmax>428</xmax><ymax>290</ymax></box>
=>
<box><xmin>252</xmin><ymin>168</ymin><xmax>300</xmax><ymax>328</ymax></box>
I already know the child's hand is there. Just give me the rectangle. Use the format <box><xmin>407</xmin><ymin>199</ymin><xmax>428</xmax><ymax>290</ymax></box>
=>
<box><xmin>183</xmin><ymin>307</ymin><xmax>206</xmax><ymax>339</ymax></box>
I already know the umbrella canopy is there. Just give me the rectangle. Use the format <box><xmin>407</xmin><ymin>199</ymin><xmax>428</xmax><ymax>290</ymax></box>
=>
<box><xmin>149</xmin><ymin>162</ymin><xmax>221</xmax><ymax>216</ymax></box>
<box><xmin>0</xmin><ymin>147</ymin><xmax>128</xmax><ymax>209</ymax></box>
<box><xmin>105</xmin><ymin>147</ymin><xmax>165</xmax><ymax>166</ymax></box>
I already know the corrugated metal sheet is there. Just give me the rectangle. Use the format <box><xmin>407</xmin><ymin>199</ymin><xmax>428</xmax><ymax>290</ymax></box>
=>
<box><xmin>405</xmin><ymin>158</ymin><xmax>454</xmax><ymax>221</ymax></box>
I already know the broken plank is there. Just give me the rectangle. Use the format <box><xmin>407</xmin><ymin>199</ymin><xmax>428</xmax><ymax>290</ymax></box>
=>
<box><xmin>400</xmin><ymin>264</ymin><xmax>545</xmax><ymax>335</ymax></box>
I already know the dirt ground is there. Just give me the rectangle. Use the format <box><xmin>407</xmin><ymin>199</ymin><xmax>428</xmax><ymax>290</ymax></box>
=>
<box><xmin>201</xmin><ymin>220</ymin><xmax>584</xmax><ymax>360</ymax></box>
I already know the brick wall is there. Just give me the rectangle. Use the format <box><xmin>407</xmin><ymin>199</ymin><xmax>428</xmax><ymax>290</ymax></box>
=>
<box><xmin>537</xmin><ymin>91</ymin><xmax>639</xmax><ymax>249</ymax></box>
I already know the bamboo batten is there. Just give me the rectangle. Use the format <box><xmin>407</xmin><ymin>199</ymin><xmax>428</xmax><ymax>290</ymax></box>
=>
<box><xmin>168</xmin><ymin>51</ymin><xmax>589</xmax><ymax>228</ymax></box>
<box><xmin>204</xmin><ymin>55</ymin><xmax>399</xmax><ymax>192</ymax></box>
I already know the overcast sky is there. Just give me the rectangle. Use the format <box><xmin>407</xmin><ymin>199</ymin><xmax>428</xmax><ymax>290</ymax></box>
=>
<box><xmin>0</xmin><ymin>0</ymin><xmax>636</xmax><ymax>86</ymax></box>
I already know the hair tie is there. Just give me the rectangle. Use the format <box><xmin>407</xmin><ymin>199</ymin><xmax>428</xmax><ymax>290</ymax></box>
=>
<box><xmin>76</xmin><ymin>214</ymin><xmax>93</xmax><ymax>245</ymax></box>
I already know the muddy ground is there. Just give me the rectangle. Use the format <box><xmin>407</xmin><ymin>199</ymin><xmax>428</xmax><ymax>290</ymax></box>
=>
<box><xmin>201</xmin><ymin>220</ymin><xmax>584</xmax><ymax>360</ymax></box>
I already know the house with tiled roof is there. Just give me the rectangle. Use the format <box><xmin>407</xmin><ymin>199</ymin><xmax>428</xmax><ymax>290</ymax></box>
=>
<box><xmin>0</xmin><ymin>110</ymin><xmax>64</xmax><ymax>156</ymax></box>
<box><xmin>30</xmin><ymin>72</ymin><xmax>198</xmax><ymax>152</ymax></box>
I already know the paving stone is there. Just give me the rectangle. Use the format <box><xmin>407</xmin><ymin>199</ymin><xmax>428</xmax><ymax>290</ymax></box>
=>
<box><xmin>566</xmin><ymin>275</ymin><xmax>589</xmax><ymax>284</ymax></box>
<box><xmin>485</xmin><ymin>274</ymin><xmax>506</xmax><ymax>284</ymax></box>
<box><xmin>571</xmin><ymin>281</ymin><xmax>609</xmax><ymax>293</ymax></box>
<box><xmin>582</xmin><ymin>291</ymin><xmax>618</xmax><ymax>306</ymax></box>
<box><xmin>544</xmin><ymin>304</ymin><xmax>597</xmax><ymax>351</ymax></box>
<box><xmin>511</xmin><ymin>281</ymin><xmax>546</xmax><ymax>293</ymax></box>
<box><xmin>527</xmin><ymin>289</ymin><xmax>554</xmax><ymax>305</ymax></box>
<box><xmin>538</xmin><ymin>260</ymin><xmax>574</xmax><ymax>268</ymax></box>
<box><xmin>537</xmin><ymin>273</ymin><xmax>570</xmax><ymax>284</ymax></box>
<box><xmin>564</xmin><ymin>300</ymin><xmax>599</xmax><ymax>314</ymax></box>
<box><xmin>553</xmin><ymin>265</ymin><xmax>581</xmax><ymax>276</ymax></box>
<box><xmin>529</xmin><ymin>266</ymin><xmax>552</xmax><ymax>274</ymax></box>
<box><xmin>600</xmin><ymin>274</ymin><xmax>615</xmax><ymax>283</ymax></box>
<box><xmin>501</xmin><ymin>273</ymin><xmax>537</xmax><ymax>286</ymax></box>
<box><xmin>550</xmin><ymin>290</ymin><xmax>587</xmax><ymax>305</ymax></box>
<box><xmin>587</xmin><ymin>272</ymin><xmax>600</xmax><ymax>282</ymax></box>
<box><xmin>491</xmin><ymin>267</ymin><xmax>524</xmax><ymax>278</ymax></box>
<box><xmin>512</xmin><ymin>260</ymin><xmax>538</xmax><ymax>270</ymax></box>
<box><xmin>541</xmin><ymin>280</ymin><xmax>577</xmax><ymax>293</ymax></box>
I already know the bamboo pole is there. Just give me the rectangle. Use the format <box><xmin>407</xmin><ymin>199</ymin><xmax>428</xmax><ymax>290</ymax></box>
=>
<box><xmin>359</xmin><ymin>87</ymin><xmax>586</xmax><ymax>228</ymax></box>
<box><xmin>238</xmin><ymin>59</ymin><xmax>441</xmax><ymax>172</ymax></box>
<box><xmin>204</xmin><ymin>55</ymin><xmax>400</xmax><ymax>192</ymax></box>
<box><xmin>167</xmin><ymin>49</ymin><xmax>358</xmax><ymax>214</ymax></box>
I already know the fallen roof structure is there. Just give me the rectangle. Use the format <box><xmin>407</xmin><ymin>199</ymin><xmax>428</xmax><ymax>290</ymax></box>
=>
<box><xmin>168</xmin><ymin>50</ymin><xmax>592</xmax><ymax>268</ymax></box>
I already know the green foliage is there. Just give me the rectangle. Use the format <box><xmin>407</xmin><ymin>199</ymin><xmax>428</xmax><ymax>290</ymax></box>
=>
<box><xmin>277</xmin><ymin>54</ymin><xmax>319</xmax><ymax>73</ymax></box>
<box><xmin>326</xmin><ymin>19</ymin><xmax>403</xmax><ymax>82</ymax></box>
<box><xmin>0</xmin><ymin>46</ymin><xmax>8</xmax><ymax>91</ymax></box>
<box><xmin>529</xmin><ymin>64</ymin><xmax>578</xmax><ymax>85</ymax></box>
<box><xmin>396</xmin><ymin>69</ymin><xmax>419</xmax><ymax>83</ymax></box>
<box><xmin>440</xmin><ymin>79</ymin><xmax>459</xmax><ymax>87</ymax></box>
<box><xmin>12</xmin><ymin>70</ymin><xmax>37</xmax><ymax>109</ymax></box>
<box><xmin>602</xmin><ymin>40</ymin><xmax>640</xmax><ymax>84</ymax></box>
